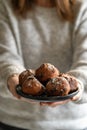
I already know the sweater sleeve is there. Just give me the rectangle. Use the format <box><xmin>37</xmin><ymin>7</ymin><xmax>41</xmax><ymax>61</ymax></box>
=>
<box><xmin>0</xmin><ymin>0</ymin><xmax>25</xmax><ymax>98</ymax></box>
<box><xmin>68</xmin><ymin>1</ymin><xmax>87</xmax><ymax>104</ymax></box>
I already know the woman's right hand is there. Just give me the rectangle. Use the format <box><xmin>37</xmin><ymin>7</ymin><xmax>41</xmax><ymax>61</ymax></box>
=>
<box><xmin>7</xmin><ymin>74</ymin><xmax>21</xmax><ymax>99</ymax></box>
<box><xmin>7</xmin><ymin>73</ymin><xmax>37</xmax><ymax>104</ymax></box>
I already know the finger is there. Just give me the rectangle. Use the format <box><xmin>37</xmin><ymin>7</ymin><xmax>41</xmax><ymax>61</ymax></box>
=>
<box><xmin>40</xmin><ymin>102</ymin><xmax>48</xmax><ymax>106</ymax></box>
<box><xmin>71</xmin><ymin>92</ymin><xmax>81</xmax><ymax>101</ymax></box>
<box><xmin>71</xmin><ymin>83</ymin><xmax>83</xmax><ymax>101</ymax></box>
<box><xmin>47</xmin><ymin>102</ymin><xmax>62</xmax><ymax>107</ymax></box>
<box><xmin>8</xmin><ymin>89</ymin><xmax>21</xmax><ymax>99</ymax></box>
<box><xmin>13</xmin><ymin>93</ymin><xmax>21</xmax><ymax>99</ymax></box>
<box><xmin>40</xmin><ymin>100</ymin><xmax>70</xmax><ymax>107</ymax></box>
<box><xmin>40</xmin><ymin>102</ymin><xmax>54</xmax><ymax>106</ymax></box>
<box><xmin>48</xmin><ymin>100</ymin><xmax>70</xmax><ymax>107</ymax></box>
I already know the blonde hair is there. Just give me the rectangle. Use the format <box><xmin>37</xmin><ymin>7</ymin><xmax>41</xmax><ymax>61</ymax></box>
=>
<box><xmin>12</xmin><ymin>0</ymin><xmax>76</xmax><ymax>22</ymax></box>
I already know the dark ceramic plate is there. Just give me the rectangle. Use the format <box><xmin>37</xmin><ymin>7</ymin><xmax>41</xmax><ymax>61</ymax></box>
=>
<box><xmin>16</xmin><ymin>85</ymin><xmax>79</xmax><ymax>102</ymax></box>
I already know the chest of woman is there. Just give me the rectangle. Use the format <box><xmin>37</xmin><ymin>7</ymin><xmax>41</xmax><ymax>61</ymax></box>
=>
<box><xmin>18</xmin><ymin>9</ymin><xmax>73</xmax><ymax>72</ymax></box>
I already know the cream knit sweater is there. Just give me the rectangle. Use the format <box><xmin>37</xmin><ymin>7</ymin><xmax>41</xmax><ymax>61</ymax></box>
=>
<box><xmin>0</xmin><ymin>0</ymin><xmax>87</xmax><ymax>129</ymax></box>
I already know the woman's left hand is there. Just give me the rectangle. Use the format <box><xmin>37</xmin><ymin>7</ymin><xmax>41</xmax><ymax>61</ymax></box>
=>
<box><xmin>40</xmin><ymin>82</ymin><xmax>83</xmax><ymax>107</ymax></box>
<box><xmin>40</xmin><ymin>99</ymin><xmax>70</xmax><ymax>107</ymax></box>
<box><xmin>71</xmin><ymin>81</ymin><xmax>83</xmax><ymax>102</ymax></box>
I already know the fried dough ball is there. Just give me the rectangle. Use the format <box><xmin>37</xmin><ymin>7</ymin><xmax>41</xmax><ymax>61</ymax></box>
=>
<box><xmin>60</xmin><ymin>73</ymin><xmax>78</xmax><ymax>93</ymax></box>
<box><xmin>22</xmin><ymin>76</ymin><xmax>45</xmax><ymax>96</ymax></box>
<box><xmin>46</xmin><ymin>77</ymin><xmax>70</xmax><ymax>96</ymax></box>
<box><xmin>35</xmin><ymin>63</ymin><xmax>59</xmax><ymax>84</ymax></box>
<box><xmin>19</xmin><ymin>69</ymin><xmax>35</xmax><ymax>85</ymax></box>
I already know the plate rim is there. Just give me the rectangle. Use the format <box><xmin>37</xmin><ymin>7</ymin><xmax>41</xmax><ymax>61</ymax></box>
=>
<box><xmin>16</xmin><ymin>84</ymin><xmax>79</xmax><ymax>102</ymax></box>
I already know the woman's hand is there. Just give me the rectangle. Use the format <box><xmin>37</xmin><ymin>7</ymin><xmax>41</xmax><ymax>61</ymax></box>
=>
<box><xmin>7</xmin><ymin>74</ymin><xmax>21</xmax><ymax>99</ymax></box>
<box><xmin>7</xmin><ymin>74</ymin><xmax>37</xmax><ymax>104</ymax></box>
<box><xmin>40</xmin><ymin>81</ymin><xmax>83</xmax><ymax>107</ymax></box>
<box><xmin>7</xmin><ymin>74</ymin><xmax>83</xmax><ymax>106</ymax></box>
<box><xmin>71</xmin><ymin>81</ymin><xmax>83</xmax><ymax>102</ymax></box>
<box><xmin>40</xmin><ymin>100</ymin><xmax>70</xmax><ymax>107</ymax></box>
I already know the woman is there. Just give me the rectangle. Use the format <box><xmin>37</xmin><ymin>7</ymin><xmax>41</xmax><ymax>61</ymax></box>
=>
<box><xmin>0</xmin><ymin>0</ymin><xmax>87</xmax><ymax>130</ymax></box>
